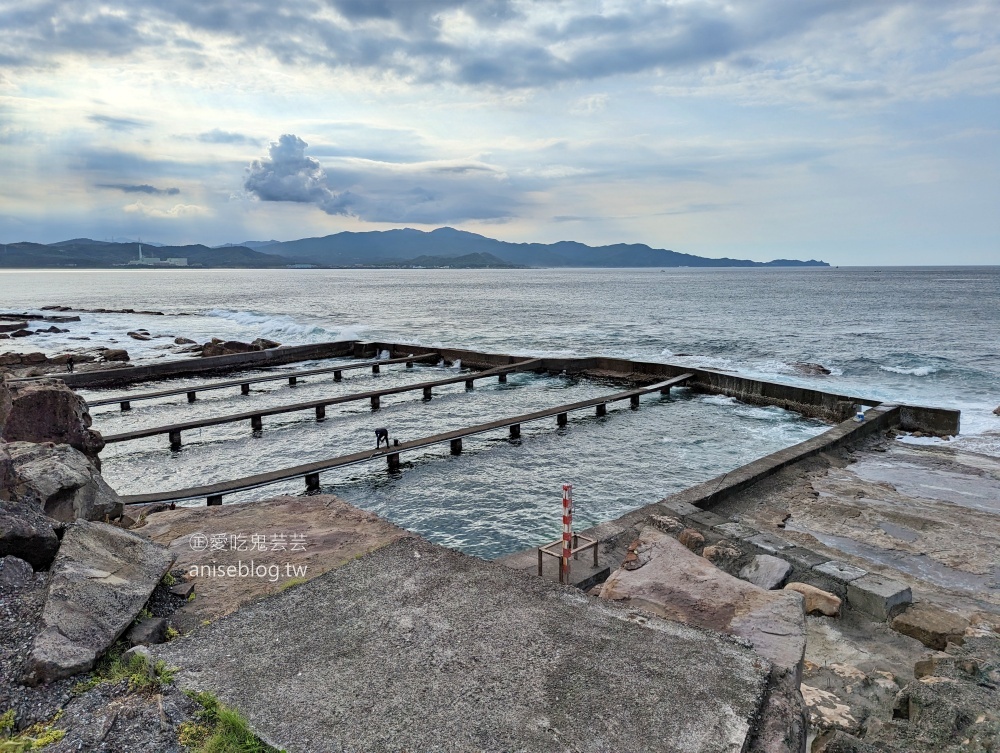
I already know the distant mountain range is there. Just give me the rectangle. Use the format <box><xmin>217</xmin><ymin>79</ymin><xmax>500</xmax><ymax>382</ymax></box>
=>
<box><xmin>0</xmin><ymin>228</ymin><xmax>829</xmax><ymax>269</ymax></box>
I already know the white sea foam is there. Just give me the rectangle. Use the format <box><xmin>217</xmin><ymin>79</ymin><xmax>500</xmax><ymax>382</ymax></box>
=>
<box><xmin>880</xmin><ymin>364</ymin><xmax>939</xmax><ymax>377</ymax></box>
<box><xmin>203</xmin><ymin>309</ymin><xmax>334</xmax><ymax>341</ymax></box>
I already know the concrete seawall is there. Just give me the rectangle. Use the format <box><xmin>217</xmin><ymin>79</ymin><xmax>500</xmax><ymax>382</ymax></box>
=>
<box><xmin>56</xmin><ymin>341</ymin><xmax>358</xmax><ymax>388</ymax></box>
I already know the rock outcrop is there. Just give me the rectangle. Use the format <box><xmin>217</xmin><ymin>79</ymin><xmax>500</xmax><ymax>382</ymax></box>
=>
<box><xmin>200</xmin><ymin>338</ymin><xmax>282</xmax><ymax>357</ymax></box>
<box><xmin>0</xmin><ymin>489</ymin><xmax>60</xmax><ymax>570</ymax></box>
<box><xmin>0</xmin><ymin>378</ymin><xmax>105</xmax><ymax>466</ymax></box>
<box><xmin>24</xmin><ymin>520</ymin><xmax>175</xmax><ymax>685</ymax></box>
<box><xmin>7</xmin><ymin>441</ymin><xmax>123</xmax><ymax>522</ymax></box>
<box><xmin>600</xmin><ymin>527</ymin><xmax>807</xmax><ymax>683</ymax></box>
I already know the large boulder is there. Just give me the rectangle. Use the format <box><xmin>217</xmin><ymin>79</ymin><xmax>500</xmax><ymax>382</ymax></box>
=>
<box><xmin>600</xmin><ymin>527</ymin><xmax>807</xmax><ymax>683</ymax></box>
<box><xmin>0</xmin><ymin>378</ymin><xmax>105</xmax><ymax>466</ymax></box>
<box><xmin>7</xmin><ymin>441</ymin><xmax>123</xmax><ymax>522</ymax></box>
<box><xmin>890</xmin><ymin>603</ymin><xmax>970</xmax><ymax>650</ymax></box>
<box><xmin>0</xmin><ymin>495</ymin><xmax>60</xmax><ymax>570</ymax></box>
<box><xmin>24</xmin><ymin>520</ymin><xmax>175</xmax><ymax>685</ymax></box>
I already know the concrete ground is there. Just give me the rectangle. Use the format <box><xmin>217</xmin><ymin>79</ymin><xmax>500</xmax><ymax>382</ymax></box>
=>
<box><xmin>137</xmin><ymin>495</ymin><xmax>409</xmax><ymax>632</ymax></box>
<box><xmin>155</xmin><ymin>537</ymin><xmax>772</xmax><ymax>753</ymax></box>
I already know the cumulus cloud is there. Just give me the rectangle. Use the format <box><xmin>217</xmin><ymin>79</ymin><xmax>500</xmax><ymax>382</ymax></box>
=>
<box><xmin>243</xmin><ymin>134</ymin><xmax>516</xmax><ymax>223</ymax></box>
<box><xmin>98</xmin><ymin>183</ymin><xmax>180</xmax><ymax>195</ymax></box>
<box><xmin>123</xmin><ymin>201</ymin><xmax>209</xmax><ymax>218</ymax></box>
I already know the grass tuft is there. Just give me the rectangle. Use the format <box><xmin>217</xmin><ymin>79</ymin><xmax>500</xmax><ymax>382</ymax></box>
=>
<box><xmin>180</xmin><ymin>692</ymin><xmax>284</xmax><ymax>753</ymax></box>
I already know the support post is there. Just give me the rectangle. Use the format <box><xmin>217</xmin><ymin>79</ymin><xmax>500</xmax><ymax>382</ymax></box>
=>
<box><xmin>596</xmin><ymin>403</ymin><xmax>607</xmax><ymax>417</ymax></box>
<box><xmin>120</xmin><ymin>401</ymin><xmax>131</xmax><ymax>411</ymax></box>
<box><xmin>561</xmin><ymin>484</ymin><xmax>573</xmax><ymax>585</ymax></box>
<box><xmin>251</xmin><ymin>415</ymin><xmax>263</xmax><ymax>432</ymax></box>
<box><xmin>465</xmin><ymin>379</ymin><xmax>474</xmax><ymax>390</ymax></box>
<box><xmin>241</xmin><ymin>383</ymin><xmax>250</xmax><ymax>395</ymax></box>
<box><xmin>372</xmin><ymin>363</ymin><xmax>380</xmax><ymax>374</ymax></box>
<box><xmin>498</xmin><ymin>373</ymin><xmax>508</xmax><ymax>383</ymax></box>
<box><xmin>423</xmin><ymin>386</ymin><xmax>433</xmax><ymax>400</ymax></box>
<box><xmin>187</xmin><ymin>391</ymin><xmax>197</xmax><ymax>403</ymax></box>
<box><xmin>630</xmin><ymin>395</ymin><xmax>640</xmax><ymax>409</ymax></box>
<box><xmin>207</xmin><ymin>495</ymin><xmax>223</xmax><ymax>506</ymax></box>
<box><xmin>660</xmin><ymin>385</ymin><xmax>671</xmax><ymax>396</ymax></box>
<box><xmin>371</xmin><ymin>395</ymin><xmax>380</xmax><ymax>410</ymax></box>
<box><xmin>406</xmin><ymin>361</ymin><xmax>413</xmax><ymax>369</ymax></box>
<box><xmin>315</xmin><ymin>405</ymin><xmax>326</xmax><ymax>421</ymax></box>
<box><xmin>387</xmin><ymin>453</ymin><xmax>400</xmax><ymax>470</ymax></box>
<box><xmin>169</xmin><ymin>430</ymin><xmax>182</xmax><ymax>450</ymax></box>
<box><xmin>288</xmin><ymin>376</ymin><xmax>297</xmax><ymax>386</ymax></box>
<box><xmin>509</xmin><ymin>424</ymin><xmax>521</xmax><ymax>439</ymax></box>
<box><xmin>557</xmin><ymin>412</ymin><xmax>568</xmax><ymax>427</ymax></box>
<box><xmin>334</xmin><ymin>370</ymin><xmax>342</xmax><ymax>382</ymax></box>
<box><xmin>305</xmin><ymin>473</ymin><xmax>320</xmax><ymax>492</ymax></box>
<box><xmin>450</xmin><ymin>438</ymin><xmax>462</xmax><ymax>455</ymax></box>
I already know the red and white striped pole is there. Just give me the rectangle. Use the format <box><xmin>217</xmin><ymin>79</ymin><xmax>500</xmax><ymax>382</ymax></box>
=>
<box><xmin>561</xmin><ymin>483</ymin><xmax>573</xmax><ymax>583</ymax></box>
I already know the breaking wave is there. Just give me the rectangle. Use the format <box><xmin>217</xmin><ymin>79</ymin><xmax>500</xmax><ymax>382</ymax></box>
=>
<box><xmin>203</xmin><ymin>309</ymin><xmax>341</xmax><ymax>341</ymax></box>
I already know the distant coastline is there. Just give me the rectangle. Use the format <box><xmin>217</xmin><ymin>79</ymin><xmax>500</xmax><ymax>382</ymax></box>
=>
<box><xmin>0</xmin><ymin>227</ymin><xmax>829</xmax><ymax>269</ymax></box>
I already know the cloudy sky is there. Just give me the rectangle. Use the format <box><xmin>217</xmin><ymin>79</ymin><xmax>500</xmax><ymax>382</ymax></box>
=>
<box><xmin>1</xmin><ymin>0</ymin><xmax>998</xmax><ymax>264</ymax></box>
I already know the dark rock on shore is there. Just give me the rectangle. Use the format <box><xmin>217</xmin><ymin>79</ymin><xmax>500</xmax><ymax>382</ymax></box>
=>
<box><xmin>791</xmin><ymin>362</ymin><xmax>832</xmax><ymax>376</ymax></box>
<box><xmin>24</xmin><ymin>520</ymin><xmax>175</xmax><ymax>685</ymax></box>
<box><xmin>10</xmin><ymin>328</ymin><xmax>32</xmax><ymax>337</ymax></box>
<box><xmin>1</xmin><ymin>378</ymin><xmax>105</xmax><ymax>466</ymax></box>
<box><xmin>7</xmin><ymin>441</ymin><xmax>123</xmax><ymax>523</ymax></box>
<box><xmin>201</xmin><ymin>337</ymin><xmax>282</xmax><ymax>357</ymax></box>
<box><xmin>173</xmin><ymin>336</ymin><xmax>195</xmax><ymax>345</ymax></box>
<box><xmin>0</xmin><ymin>321</ymin><xmax>28</xmax><ymax>332</ymax></box>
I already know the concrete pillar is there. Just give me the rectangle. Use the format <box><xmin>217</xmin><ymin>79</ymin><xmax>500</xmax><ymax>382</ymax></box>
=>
<box><xmin>305</xmin><ymin>473</ymin><xmax>320</xmax><ymax>492</ymax></box>
<box><xmin>406</xmin><ymin>361</ymin><xmax>413</xmax><ymax>369</ymax></box>
<box><xmin>187</xmin><ymin>391</ymin><xmax>197</xmax><ymax>403</ymax></box>
<box><xmin>510</xmin><ymin>424</ymin><xmax>521</xmax><ymax>439</ymax></box>
<box><xmin>372</xmin><ymin>364</ymin><xmax>380</xmax><ymax>374</ymax></box>
<box><xmin>371</xmin><ymin>395</ymin><xmax>380</xmax><ymax>410</ymax></box>
<box><xmin>423</xmin><ymin>386</ymin><xmax>433</xmax><ymax>400</ymax></box>
<box><xmin>207</xmin><ymin>495</ymin><xmax>222</xmax><ymax>506</ymax></box>
<box><xmin>596</xmin><ymin>403</ymin><xmax>607</xmax><ymax>417</ymax></box>
<box><xmin>120</xmin><ymin>401</ymin><xmax>131</xmax><ymax>411</ymax></box>
<box><xmin>557</xmin><ymin>412</ymin><xmax>568</xmax><ymax>427</ymax></box>
<box><xmin>630</xmin><ymin>395</ymin><xmax>640</xmax><ymax>409</ymax></box>
<box><xmin>387</xmin><ymin>453</ymin><xmax>400</xmax><ymax>470</ymax></box>
<box><xmin>169</xmin><ymin>430</ymin><xmax>182</xmax><ymax>450</ymax></box>
<box><xmin>241</xmin><ymin>383</ymin><xmax>250</xmax><ymax>395</ymax></box>
<box><xmin>498</xmin><ymin>373</ymin><xmax>507</xmax><ymax>383</ymax></box>
<box><xmin>288</xmin><ymin>376</ymin><xmax>297</xmax><ymax>387</ymax></box>
<box><xmin>465</xmin><ymin>379</ymin><xmax>474</xmax><ymax>390</ymax></box>
<box><xmin>334</xmin><ymin>370</ymin><xmax>342</xmax><ymax>382</ymax></box>
<box><xmin>251</xmin><ymin>415</ymin><xmax>263</xmax><ymax>432</ymax></box>
<box><xmin>450</xmin><ymin>438</ymin><xmax>463</xmax><ymax>455</ymax></box>
<box><xmin>315</xmin><ymin>405</ymin><xmax>326</xmax><ymax>421</ymax></box>
<box><xmin>660</xmin><ymin>386</ymin><xmax>672</xmax><ymax>396</ymax></box>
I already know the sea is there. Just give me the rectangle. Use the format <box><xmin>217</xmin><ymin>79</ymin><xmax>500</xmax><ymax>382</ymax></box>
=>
<box><xmin>2</xmin><ymin>266</ymin><xmax>998</xmax><ymax>558</ymax></box>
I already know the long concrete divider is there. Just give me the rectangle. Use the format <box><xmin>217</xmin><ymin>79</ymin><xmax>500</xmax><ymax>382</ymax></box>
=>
<box><xmin>121</xmin><ymin>373</ymin><xmax>693</xmax><ymax>506</ymax></box>
<box><xmin>88</xmin><ymin>353</ymin><xmax>440</xmax><ymax>409</ymax></box>
<box><xmin>103</xmin><ymin>360</ymin><xmax>542</xmax><ymax>447</ymax></box>
<box><xmin>55</xmin><ymin>340</ymin><xmax>359</xmax><ymax>389</ymax></box>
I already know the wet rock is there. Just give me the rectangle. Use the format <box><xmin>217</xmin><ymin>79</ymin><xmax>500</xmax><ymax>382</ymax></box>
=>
<box><xmin>24</xmin><ymin>520</ymin><xmax>175</xmax><ymax>684</ymax></box>
<box><xmin>600</xmin><ymin>527</ymin><xmax>807</xmax><ymax>682</ymax></box>
<box><xmin>173</xmin><ymin>336</ymin><xmax>195</xmax><ymax>345</ymax></box>
<box><xmin>791</xmin><ymin>362</ymin><xmax>832</xmax><ymax>376</ymax></box>
<box><xmin>0</xmin><ymin>378</ymin><xmax>105</xmax><ymax>465</ymax></box>
<box><xmin>0</xmin><ymin>555</ymin><xmax>35</xmax><ymax>589</ymax></box>
<box><xmin>677</xmin><ymin>527</ymin><xmax>705</xmax><ymax>552</ymax></box>
<box><xmin>8</xmin><ymin>441</ymin><xmax>123</xmax><ymax>522</ymax></box>
<box><xmin>891</xmin><ymin>603</ymin><xmax>969</xmax><ymax>650</ymax></box>
<box><xmin>201</xmin><ymin>342</ymin><xmax>225</xmax><ymax>357</ymax></box>
<box><xmin>251</xmin><ymin>337</ymin><xmax>281</xmax><ymax>350</ymax></box>
<box><xmin>102</xmin><ymin>348</ymin><xmax>130</xmax><ymax>362</ymax></box>
<box><xmin>126</xmin><ymin>617</ymin><xmax>168</xmax><ymax>647</ymax></box>
<box><xmin>740</xmin><ymin>554</ymin><xmax>793</xmax><ymax>590</ymax></box>
<box><xmin>784</xmin><ymin>582</ymin><xmax>841</xmax><ymax>617</ymax></box>
<box><xmin>993</xmin><ymin>405</ymin><xmax>1000</xmax><ymax>416</ymax></box>
<box><xmin>10</xmin><ymin>328</ymin><xmax>32</xmax><ymax>337</ymax></box>
<box><xmin>0</xmin><ymin>321</ymin><xmax>28</xmax><ymax>332</ymax></box>
<box><xmin>127</xmin><ymin>331</ymin><xmax>152</xmax><ymax>341</ymax></box>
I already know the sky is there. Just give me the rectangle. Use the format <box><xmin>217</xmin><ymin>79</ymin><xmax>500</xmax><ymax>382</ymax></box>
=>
<box><xmin>1</xmin><ymin>0</ymin><xmax>998</xmax><ymax>265</ymax></box>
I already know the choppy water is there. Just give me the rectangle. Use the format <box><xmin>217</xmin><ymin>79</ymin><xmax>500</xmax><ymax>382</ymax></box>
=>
<box><xmin>2</xmin><ymin>266</ymin><xmax>998</xmax><ymax>557</ymax></box>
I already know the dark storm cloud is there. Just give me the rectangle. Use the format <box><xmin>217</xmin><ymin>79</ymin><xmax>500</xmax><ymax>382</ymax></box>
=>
<box><xmin>244</xmin><ymin>134</ymin><xmax>515</xmax><ymax>223</ymax></box>
<box><xmin>196</xmin><ymin>129</ymin><xmax>261</xmax><ymax>146</ymax></box>
<box><xmin>88</xmin><ymin>115</ymin><xmax>149</xmax><ymax>131</ymax></box>
<box><xmin>0</xmin><ymin>0</ymin><xmax>914</xmax><ymax>89</ymax></box>
<box><xmin>97</xmin><ymin>183</ymin><xmax>181</xmax><ymax>195</ymax></box>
